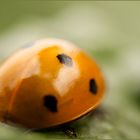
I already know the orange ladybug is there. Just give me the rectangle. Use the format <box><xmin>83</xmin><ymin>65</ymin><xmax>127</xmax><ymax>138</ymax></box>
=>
<box><xmin>0</xmin><ymin>38</ymin><xmax>105</xmax><ymax>129</ymax></box>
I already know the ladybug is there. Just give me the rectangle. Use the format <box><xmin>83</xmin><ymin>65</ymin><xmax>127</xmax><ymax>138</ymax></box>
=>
<box><xmin>0</xmin><ymin>38</ymin><xmax>105</xmax><ymax>132</ymax></box>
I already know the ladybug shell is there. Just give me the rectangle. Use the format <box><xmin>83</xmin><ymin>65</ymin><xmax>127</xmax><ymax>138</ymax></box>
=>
<box><xmin>0</xmin><ymin>38</ymin><xmax>105</xmax><ymax>128</ymax></box>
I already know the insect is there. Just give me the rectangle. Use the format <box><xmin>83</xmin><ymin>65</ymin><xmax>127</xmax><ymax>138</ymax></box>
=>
<box><xmin>0</xmin><ymin>38</ymin><xmax>105</xmax><ymax>137</ymax></box>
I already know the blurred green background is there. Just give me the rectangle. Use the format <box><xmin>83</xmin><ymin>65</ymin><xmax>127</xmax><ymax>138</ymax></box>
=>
<box><xmin>0</xmin><ymin>1</ymin><xmax>140</xmax><ymax>139</ymax></box>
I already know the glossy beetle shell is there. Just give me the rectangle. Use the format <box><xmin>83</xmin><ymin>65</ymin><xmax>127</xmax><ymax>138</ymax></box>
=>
<box><xmin>0</xmin><ymin>38</ymin><xmax>105</xmax><ymax>128</ymax></box>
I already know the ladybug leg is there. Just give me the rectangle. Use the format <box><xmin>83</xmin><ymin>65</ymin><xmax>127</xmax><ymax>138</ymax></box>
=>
<box><xmin>61</xmin><ymin>125</ymin><xmax>77</xmax><ymax>138</ymax></box>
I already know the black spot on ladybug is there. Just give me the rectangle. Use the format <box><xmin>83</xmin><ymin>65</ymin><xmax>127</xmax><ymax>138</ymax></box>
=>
<box><xmin>44</xmin><ymin>95</ymin><xmax>58</xmax><ymax>112</ymax></box>
<box><xmin>90</xmin><ymin>79</ymin><xmax>97</xmax><ymax>94</ymax></box>
<box><xmin>57</xmin><ymin>54</ymin><xmax>73</xmax><ymax>66</ymax></box>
